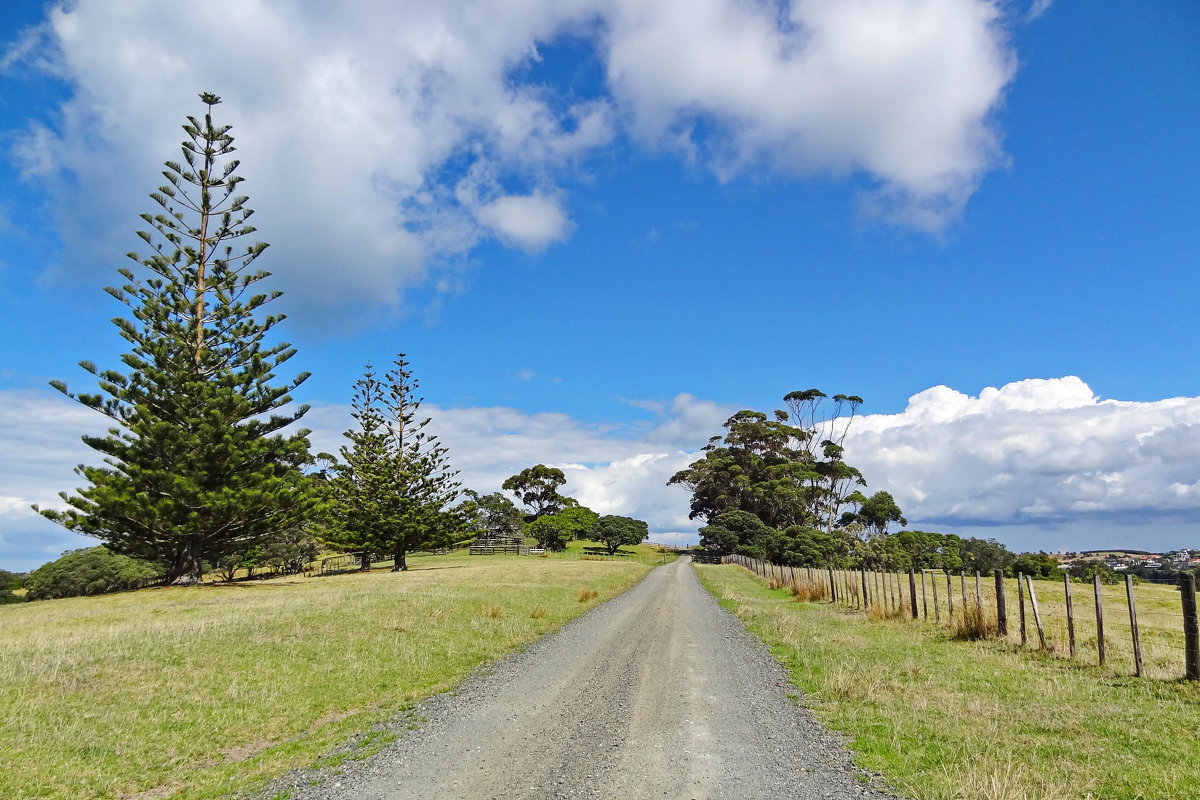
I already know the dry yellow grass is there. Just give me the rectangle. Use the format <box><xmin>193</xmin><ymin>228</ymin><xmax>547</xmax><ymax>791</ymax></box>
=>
<box><xmin>0</xmin><ymin>554</ymin><xmax>648</xmax><ymax>800</ymax></box>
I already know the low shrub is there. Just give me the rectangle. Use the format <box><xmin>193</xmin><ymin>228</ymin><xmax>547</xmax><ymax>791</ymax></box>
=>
<box><xmin>23</xmin><ymin>547</ymin><xmax>162</xmax><ymax>601</ymax></box>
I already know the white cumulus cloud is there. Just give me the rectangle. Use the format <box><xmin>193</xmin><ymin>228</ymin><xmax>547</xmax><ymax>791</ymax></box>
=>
<box><xmin>475</xmin><ymin>193</ymin><xmax>574</xmax><ymax>253</ymax></box>
<box><xmin>603</xmin><ymin>0</ymin><xmax>1015</xmax><ymax>229</ymax></box>
<box><xmin>6</xmin><ymin>0</ymin><xmax>1018</xmax><ymax>321</ymax></box>
<box><xmin>845</xmin><ymin>377</ymin><xmax>1200</xmax><ymax>526</ymax></box>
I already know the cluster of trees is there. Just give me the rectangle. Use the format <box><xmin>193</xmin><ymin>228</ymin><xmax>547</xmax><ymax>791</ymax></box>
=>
<box><xmin>670</xmin><ymin>395</ymin><xmax>1021</xmax><ymax>574</ymax></box>
<box><xmin>693</xmin><ymin>508</ymin><xmax>1018</xmax><ymax>573</ymax></box>
<box><xmin>468</xmin><ymin>465</ymin><xmax>648</xmax><ymax>554</ymax></box>
<box><xmin>670</xmin><ymin>394</ymin><xmax>896</xmax><ymax>567</ymax></box>
<box><xmin>321</xmin><ymin>357</ymin><xmax>462</xmax><ymax>572</ymax></box>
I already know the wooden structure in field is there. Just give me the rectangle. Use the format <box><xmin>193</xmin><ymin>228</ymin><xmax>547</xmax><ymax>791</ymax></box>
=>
<box><xmin>470</xmin><ymin>535</ymin><xmax>529</xmax><ymax>556</ymax></box>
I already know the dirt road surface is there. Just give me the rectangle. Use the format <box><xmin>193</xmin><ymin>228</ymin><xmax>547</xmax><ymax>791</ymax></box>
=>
<box><xmin>279</xmin><ymin>557</ymin><xmax>893</xmax><ymax>800</ymax></box>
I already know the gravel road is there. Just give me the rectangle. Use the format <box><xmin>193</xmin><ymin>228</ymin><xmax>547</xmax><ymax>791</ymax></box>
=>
<box><xmin>276</xmin><ymin>557</ymin><xmax>894</xmax><ymax>800</ymax></box>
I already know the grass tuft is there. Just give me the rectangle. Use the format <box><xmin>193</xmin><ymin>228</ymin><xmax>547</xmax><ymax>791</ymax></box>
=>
<box><xmin>791</xmin><ymin>581</ymin><xmax>829</xmax><ymax>603</ymax></box>
<box><xmin>950</xmin><ymin>603</ymin><xmax>998</xmax><ymax>641</ymax></box>
<box><xmin>530</xmin><ymin>606</ymin><xmax>547</xmax><ymax>619</ymax></box>
<box><xmin>576</xmin><ymin>587</ymin><xmax>599</xmax><ymax>602</ymax></box>
<box><xmin>866</xmin><ymin>602</ymin><xmax>907</xmax><ymax>621</ymax></box>
<box><xmin>485</xmin><ymin>605</ymin><xmax>504</xmax><ymax>619</ymax></box>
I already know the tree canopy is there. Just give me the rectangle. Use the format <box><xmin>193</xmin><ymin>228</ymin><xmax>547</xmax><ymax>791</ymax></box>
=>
<box><xmin>460</xmin><ymin>490</ymin><xmax>525</xmax><ymax>540</ymax></box>
<box><xmin>668</xmin><ymin>391</ymin><xmax>866</xmax><ymax>534</ymax></box>
<box><xmin>36</xmin><ymin>93</ymin><xmax>315</xmax><ymax>584</ymax></box>
<box><xmin>524</xmin><ymin>505</ymin><xmax>600</xmax><ymax>551</ymax></box>
<box><xmin>592</xmin><ymin>515</ymin><xmax>648</xmax><ymax>555</ymax></box>
<box><xmin>503</xmin><ymin>465</ymin><xmax>576</xmax><ymax>520</ymax></box>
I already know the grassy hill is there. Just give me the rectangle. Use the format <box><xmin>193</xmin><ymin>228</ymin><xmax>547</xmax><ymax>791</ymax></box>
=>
<box><xmin>0</xmin><ymin>553</ymin><xmax>650</xmax><ymax>800</ymax></box>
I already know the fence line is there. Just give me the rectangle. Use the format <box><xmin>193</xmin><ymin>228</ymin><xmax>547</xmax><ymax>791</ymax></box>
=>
<box><xmin>718</xmin><ymin>553</ymin><xmax>1199</xmax><ymax>682</ymax></box>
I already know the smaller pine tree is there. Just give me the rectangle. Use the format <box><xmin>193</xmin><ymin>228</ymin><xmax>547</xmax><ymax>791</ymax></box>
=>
<box><xmin>330</xmin><ymin>355</ymin><xmax>462</xmax><ymax>571</ymax></box>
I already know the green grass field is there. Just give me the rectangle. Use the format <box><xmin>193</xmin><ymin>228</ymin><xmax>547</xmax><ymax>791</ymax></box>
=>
<box><xmin>1</xmin><ymin>554</ymin><xmax>650</xmax><ymax>800</ymax></box>
<box><xmin>696</xmin><ymin>563</ymin><xmax>1200</xmax><ymax>800</ymax></box>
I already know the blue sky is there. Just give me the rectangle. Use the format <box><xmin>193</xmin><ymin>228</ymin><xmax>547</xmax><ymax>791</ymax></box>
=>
<box><xmin>1</xmin><ymin>0</ymin><xmax>1198</xmax><ymax>572</ymax></box>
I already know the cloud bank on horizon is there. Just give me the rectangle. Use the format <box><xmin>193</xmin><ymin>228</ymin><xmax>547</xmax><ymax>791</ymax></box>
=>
<box><xmin>6</xmin><ymin>0</ymin><xmax>1015</xmax><ymax>320</ymax></box>
<box><xmin>4</xmin><ymin>377</ymin><xmax>1198</xmax><ymax>570</ymax></box>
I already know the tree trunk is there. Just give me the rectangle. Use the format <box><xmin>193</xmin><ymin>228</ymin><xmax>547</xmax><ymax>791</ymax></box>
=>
<box><xmin>393</xmin><ymin>548</ymin><xmax>408</xmax><ymax>572</ymax></box>
<box><xmin>169</xmin><ymin>540</ymin><xmax>204</xmax><ymax>585</ymax></box>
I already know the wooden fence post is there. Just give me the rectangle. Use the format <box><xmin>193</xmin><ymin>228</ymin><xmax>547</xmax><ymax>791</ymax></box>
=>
<box><xmin>1181</xmin><ymin>572</ymin><xmax>1199</xmax><ymax>681</ymax></box>
<box><xmin>829</xmin><ymin>567</ymin><xmax>837</xmax><ymax>603</ymax></box>
<box><xmin>960</xmin><ymin>571</ymin><xmax>967</xmax><ymax>611</ymax></box>
<box><xmin>861</xmin><ymin>569</ymin><xmax>870</xmax><ymax>610</ymax></box>
<box><xmin>921</xmin><ymin>569</ymin><xmax>929</xmax><ymax>619</ymax></box>
<box><xmin>1027</xmin><ymin>575</ymin><xmax>1047</xmax><ymax>651</ymax></box>
<box><xmin>1018</xmin><ymin>572</ymin><xmax>1027</xmax><ymax>646</ymax></box>
<box><xmin>975</xmin><ymin>571</ymin><xmax>982</xmax><ymax>611</ymax></box>
<box><xmin>932</xmin><ymin>570</ymin><xmax>941</xmax><ymax>624</ymax></box>
<box><xmin>994</xmin><ymin>569</ymin><xmax>1007</xmax><ymax>636</ymax></box>
<box><xmin>945</xmin><ymin>570</ymin><xmax>954</xmax><ymax>621</ymax></box>
<box><xmin>909</xmin><ymin>569</ymin><xmax>919</xmax><ymax>619</ymax></box>
<box><xmin>1126</xmin><ymin>574</ymin><xmax>1143</xmax><ymax>678</ymax></box>
<box><xmin>1094</xmin><ymin>573</ymin><xmax>1106</xmax><ymax>667</ymax></box>
<box><xmin>1064</xmin><ymin>572</ymin><xmax>1076</xmax><ymax>659</ymax></box>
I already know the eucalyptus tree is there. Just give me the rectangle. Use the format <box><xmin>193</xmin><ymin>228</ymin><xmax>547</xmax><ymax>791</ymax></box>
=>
<box><xmin>668</xmin><ymin>390</ymin><xmax>867</xmax><ymax>534</ymax></box>
<box><xmin>37</xmin><ymin>93</ymin><xmax>315</xmax><ymax>584</ymax></box>
<box><xmin>784</xmin><ymin>390</ymin><xmax>864</xmax><ymax>534</ymax></box>
<box><xmin>502</xmin><ymin>464</ymin><xmax>576</xmax><ymax>520</ymax></box>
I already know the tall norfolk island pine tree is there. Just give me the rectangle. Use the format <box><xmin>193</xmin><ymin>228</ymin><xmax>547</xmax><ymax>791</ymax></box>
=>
<box><xmin>37</xmin><ymin>94</ymin><xmax>315</xmax><ymax>585</ymax></box>
<box><xmin>329</xmin><ymin>356</ymin><xmax>462</xmax><ymax>571</ymax></box>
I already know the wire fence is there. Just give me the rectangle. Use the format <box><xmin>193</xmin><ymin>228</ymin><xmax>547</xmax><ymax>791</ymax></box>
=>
<box><xmin>722</xmin><ymin>554</ymin><xmax>1200</xmax><ymax>682</ymax></box>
